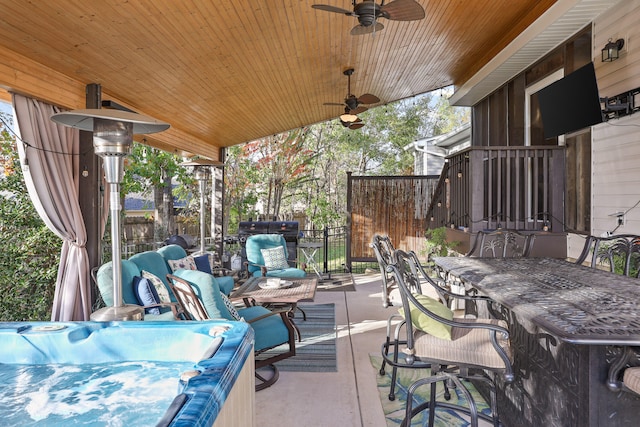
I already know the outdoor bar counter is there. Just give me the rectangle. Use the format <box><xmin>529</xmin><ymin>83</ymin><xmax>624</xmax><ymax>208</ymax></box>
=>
<box><xmin>434</xmin><ymin>256</ymin><xmax>640</xmax><ymax>427</ymax></box>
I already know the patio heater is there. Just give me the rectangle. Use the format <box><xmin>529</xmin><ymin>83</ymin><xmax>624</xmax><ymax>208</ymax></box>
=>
<box><xmin>181</xmin><ymin>159</ymin><xmax>223</xmax><ymax>256</ymax></box>
<box><xmin>51</xmin><ymin>109</ymin><xmax>170</xmax><ymax>321</ymax></box>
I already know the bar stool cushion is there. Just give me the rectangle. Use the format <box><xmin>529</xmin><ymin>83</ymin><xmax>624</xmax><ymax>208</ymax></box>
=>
<box><xmin>412</xmin><ymin>318</ymin><xmax>512</xmax><ymax>370</ymax></box>
<box><xmin>623</xmin><ymin>367</ymin><xmax>640</xmax><ymax>394</ymax></box>
<box><xmin>402</xmin><ymin>294</ymin><xmax>454</xmax><ymax>340</ymax></box>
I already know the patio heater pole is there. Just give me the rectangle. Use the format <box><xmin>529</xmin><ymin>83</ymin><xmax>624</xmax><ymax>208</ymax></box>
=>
<box><xmin>51</xmin><ymin>109</ymin><xmax>169</xmax><ymax>321</ymax></box>
<box><xmin>197</xmin><ymin>167</ymin><xmax>208</xmax><ymax>255</ymax></box>
<box><xmin>181</xmin><ymin>159</ymin><xmax>223</xmax><ymax>256</ymax></box>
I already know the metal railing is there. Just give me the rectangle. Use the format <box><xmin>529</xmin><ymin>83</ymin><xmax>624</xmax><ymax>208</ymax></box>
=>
<box><xmin>427</xmin><ymin>145</ymin><xmax>565</xmax><ymax>233</ymax></box>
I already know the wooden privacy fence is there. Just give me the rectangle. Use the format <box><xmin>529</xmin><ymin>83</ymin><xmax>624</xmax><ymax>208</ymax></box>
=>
<box><xmin>347</xmin><ymin>172</ymin><xmax>440</xmax><ymax>268</ymax></box>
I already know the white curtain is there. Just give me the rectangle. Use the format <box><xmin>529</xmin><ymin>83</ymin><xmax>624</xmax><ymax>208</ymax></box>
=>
<box><xmin>13</xmin><ymin>94</ymin><xmax>91</xmax><ymax>321</ymax></box>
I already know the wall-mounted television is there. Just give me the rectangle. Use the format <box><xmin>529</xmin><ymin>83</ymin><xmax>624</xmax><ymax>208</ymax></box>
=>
<box><xmin>537</xmin><ymin>62</ymin><xmax>603</xmax><ymax>139</ymax></box>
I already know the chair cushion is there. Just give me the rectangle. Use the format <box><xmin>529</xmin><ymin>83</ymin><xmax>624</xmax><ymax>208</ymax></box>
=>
<box><xmin>141</xmin><ymin>270</ymin><xmax>172</xmax><ymax>303</ymax></box>
<box><xmin>167</xmin><ymin>256</ymin><xmax>197</xmax><ymax>272</ymax></box>
<box><xmin>259</xmin><ymin>268</ymin><xmax>307</xmax><ymax>279</ymax></box>
<box><xmin>624</xmin><ymin>367</ymin><xmax>640</xmax><ymax>395</ymax></box>
<box><xmin>193</xmin><ymin>254</ymin><xmax>213</xmax><ymax>274</ymax></box>
<box><xmin>96</xmin><ymin>259</ymin><xmax>141</xmax><ymax>307</ymax></box>
<box><xmin>245</xmin><ymin>234</ymin><xmax>289</xmax><ymax>274</ymax></box>
<box><xmin>401</xmin><ymin>294</ymin><xmax>454</xmax><ymax>340</ymax></box>
<box><xmin>261</xmin><ymin>246</ymin><xmax>290</xmax><ymax>270</ymax></box>
<box><xmin>171</xmin><ymin>269</ymin><xmax>231</xmax><ymax>320</ymax></box>
<box><xmin>157</xmin><ymin>244</ymin><xmax>189</xmax><ymax>264</ymax></box>
<box><xmin>132</xmin><ymin>276</ymin><xmax>161</xmax><ymax>315</ymax></box>
<box><xmin>412</xmin><ymin>318</ymin><xmax>511</xmax><ymax>370</ymax></box>
<box><xmin>237</xmin><ymin>305</ymin><xmax>290</xmax><ymax>352</ymax></box>
<box><xmin>220</xmin><ymin>293</ymin><xmax>241</xmax><ymax>320</ymax></box>
<box><xmin>216</xmin><ymin>275</ymin><xmax>235</xmax><ymax>295</ymax></box>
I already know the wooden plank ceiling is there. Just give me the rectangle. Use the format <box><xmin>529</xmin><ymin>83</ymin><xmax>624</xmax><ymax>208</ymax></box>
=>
<box><xmin>0</xmin><ymin>0</ymin><xmax>556</xmax><ymax>159</ymax></box>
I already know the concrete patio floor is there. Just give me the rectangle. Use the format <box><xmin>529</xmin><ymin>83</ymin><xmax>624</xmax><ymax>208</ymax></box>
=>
<box><xmin>255</xmin><ymin>272</ymin><xmax>391</xmax><ymax>427</ymax></box>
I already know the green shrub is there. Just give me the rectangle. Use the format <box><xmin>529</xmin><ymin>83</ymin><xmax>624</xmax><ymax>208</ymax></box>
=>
<box><xmin>0</xmin><ymin>116</ymin><xmax>60</xmax><ymax>320</ymax></box>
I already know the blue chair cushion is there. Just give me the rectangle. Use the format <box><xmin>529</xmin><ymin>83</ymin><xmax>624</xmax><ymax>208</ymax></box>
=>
<box><xmin>216</xmin><ymin>276</ymin><xmax>234</xmax><ymax>295</ymax></box>
<box><xmin>157</xmin><ymin>244</ymin><xmax>189</xmax><ymax>270</ymax></box>
<box><xmin>96</xmin><ymin>259</ymin><xmax>142</xmax><ymax>307</ymax></box>
<box><xmin>170</xmin><ymin>269</ymin><xmax>231</xmax><ymax>320</ymax></box>
<box><xmin>132</xmin><ymin>276</ymin><xmax>161</xmax><ymax>315</ymax></box>
<box><xmin>237</xmin><ymin>305</ymin><xmax>290</xmax><ymax>351</ymax></box>
<box><xmin>245</xmin><ymin>234</ymin><xmax>289</xmax><ymax>275</ymax></box>
<box><xmin>129</xmin><ymin>251</ymin><xmax>176</xmax><ymax>302</ymax></box>
<box><xmin>252</xmin><ymin>268</ymin><xmax>307</xmax><ymax>279</ymax></box>
<box><xmin>193</xmin><ymin>254</ymin><xmax>213</xmax><ymax>274</ymax></box>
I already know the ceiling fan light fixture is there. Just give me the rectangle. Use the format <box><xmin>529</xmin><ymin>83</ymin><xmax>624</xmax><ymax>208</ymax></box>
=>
<box><xmin>340</xmin><ymin>112</ymin><xmax>358</xmax><ymax>123</ymax></box>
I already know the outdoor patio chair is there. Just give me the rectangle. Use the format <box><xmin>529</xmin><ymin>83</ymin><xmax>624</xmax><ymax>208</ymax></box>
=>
<box><xmin>94</xmin><ymin>259</ymin><xmax>182</xmax><ymax>321</ymax></box>
<box><xmin>466</xmin><ymin>229</ymin><xmax>535</xmax><ymax>258</ymax></box>
<box><xmin>245</xmin><ymin>233</ymin><xmax>306</xmax><ymax>278</ymax></box>
<box><xmin>371</xmin><ymin>234</ymin><xmax>398</xmax><ymax>308</ymax></box>
<box><xmin>380</xmin><ymin>249</ymin><xmax>496</xmax><ymax>402</ymax></box>
<box><xmin>166</xmin><ymin>269</ymin><xmax>296</xmax><ymax>391</ymax></box>
<box><xmin>386</xmin><ymin>249</ymin><xmax>513</xmax><ymax>427</ymax></box>
<box><xmin>157</xmin><ymin>244</ymin><xmax>235</xmax><ymax>295</ymax></box>
<box><xmin>574</xmin><ymin>234</ymin><xmax>640</xmax><ymax>276</ymax></box>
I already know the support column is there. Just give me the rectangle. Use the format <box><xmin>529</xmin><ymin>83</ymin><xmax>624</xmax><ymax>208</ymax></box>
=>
<box><xmin>79</xmin><ymin>83</ymin><xmax>102</xmax><ymax>303</ymax></box>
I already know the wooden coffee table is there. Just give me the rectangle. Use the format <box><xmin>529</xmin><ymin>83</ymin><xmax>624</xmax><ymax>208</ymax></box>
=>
<box><xmin>230</xmin><ymin>276</ymin><xmax>318</xmax><ymax>340</ymax></box>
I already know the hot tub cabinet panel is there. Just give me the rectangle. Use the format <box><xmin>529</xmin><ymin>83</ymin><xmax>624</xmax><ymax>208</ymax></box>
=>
<box><xmin>0</xmin><ymin>320</ymin><xmax>255</xmax><ymax>427</ymax></box>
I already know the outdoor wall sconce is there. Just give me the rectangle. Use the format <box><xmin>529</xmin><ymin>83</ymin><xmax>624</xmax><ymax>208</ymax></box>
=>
<box><xmin>51</xmin><ymin>109</ymin><xmax>169</xmax><ymax>321</ymax></box>
<box><xmin>602</xmin><ymin>38</ymin><xmax>624</xmax><ymax>62</ymax></box>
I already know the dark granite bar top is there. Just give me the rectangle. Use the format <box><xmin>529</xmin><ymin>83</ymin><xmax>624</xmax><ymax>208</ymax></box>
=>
<box><xmin>434</xmin><ymin>257</ymin><xmax>640</xmax><ymax>345</ymax></box>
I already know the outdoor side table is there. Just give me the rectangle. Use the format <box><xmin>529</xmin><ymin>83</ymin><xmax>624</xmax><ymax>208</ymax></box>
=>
<box><xmin>298</xmin><ymin>242</ymin><xmax>323</xmax><ymax>279</ymax></box>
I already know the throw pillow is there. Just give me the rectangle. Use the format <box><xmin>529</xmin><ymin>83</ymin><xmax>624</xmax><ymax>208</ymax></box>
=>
<box><xmin>141</xmin><ymin>270</ymin><xmax>172</xmax><ymax>303</ymax></box>
<box><xmin>400</xmin><ymin>294</ymin><xmax>454</xmax><ymax>340</ymax></box>
<box><xmin>260</xmin><ymin>246</ymin><xmax>289</xmax><ymax>270</ymax></box>
<box><xmin>132</xmin><ymin>276</ymin><xmax>161</xmax><ymax>315</ymax></box>
<box><xmin>220</xmin><ymin>292</ymin><xmax>241</xmax><ymax>321</ymax></box>
<box><xmin>193</xmin><ymin>254</ymin><xmax>213</xmax><ymax>275</ymax></box>
<box><xmin>167</xmin><ymin>256</ymin><xmax>197</xmax><ymax>272</ymax></box>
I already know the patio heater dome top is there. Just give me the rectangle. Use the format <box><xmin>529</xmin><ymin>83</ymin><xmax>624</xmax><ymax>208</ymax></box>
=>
<box><xmin>50</xmin><ymin>108</ymin><xmax>170</xmax><ymax>134</ymax></box>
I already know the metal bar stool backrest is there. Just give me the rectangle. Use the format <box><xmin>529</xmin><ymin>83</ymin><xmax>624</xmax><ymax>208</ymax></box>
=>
<box><xmin>575</xmin><ymin>234</ymin><xmax>640</xmax><ymax>277</ymax></box>
<box><xmin>467</xmin><ymin>229</ymin><xmax>535</xmax><ymax>258</ymax></box>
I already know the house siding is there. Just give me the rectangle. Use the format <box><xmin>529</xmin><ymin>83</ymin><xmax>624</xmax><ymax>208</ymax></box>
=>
<box><xmin>578</xmin><ymin>0</ymin><xmax>640</xmax><ymax>259</ymax></box>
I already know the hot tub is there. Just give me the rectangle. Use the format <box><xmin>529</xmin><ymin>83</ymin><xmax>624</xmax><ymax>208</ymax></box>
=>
<box><xmin>0</xmin><ymin>320</ymin><xmax>255</xmax><ymax>426</ymax></box>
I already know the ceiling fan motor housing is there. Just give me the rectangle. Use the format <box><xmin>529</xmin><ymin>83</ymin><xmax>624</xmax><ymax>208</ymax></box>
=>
<box><xmin>354</xmin><ymin>2</ymin><xmax>381</xmax><ymax>27</ymax></box>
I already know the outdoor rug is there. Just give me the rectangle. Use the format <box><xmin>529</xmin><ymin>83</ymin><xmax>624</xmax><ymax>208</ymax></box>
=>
<box><xmin>370</xmin><ymin>354</ymin><xmax>492</xmax><ymax>427</ymax></box>
<box><xmin>256</xmin><ymin>303</ymin><xmax>337</xmax><ymax>372</ymax></box>
<box><xmin>317</xmin><ymin>273</ymin><xmax>356</xmax><ymax>292</ymax></box>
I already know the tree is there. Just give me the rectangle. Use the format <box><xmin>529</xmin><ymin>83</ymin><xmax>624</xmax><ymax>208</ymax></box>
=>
<box><xmin>0</xmin><ymin>113</ymin><xmax>60</xmax><ymax>320</ymax></box>
<box><xmin>222</xmin><ymin>89</ymin><xmax>470</xmax><ymax>231</ymax></box>
<box><xmin>123</xmin><ymin>143</ymin><xmax>189</xmax><ymax>240</ymax></box>
<box><xmin>242</xmin><ymin>129</ymin><xmax>316</xmax><ymax>219</ymax></box>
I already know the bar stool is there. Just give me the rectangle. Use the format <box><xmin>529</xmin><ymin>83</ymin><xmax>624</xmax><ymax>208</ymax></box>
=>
<box><xmin>388</xmin><ymin>249</ymin><xmax>514</xmax><ymax>427</ymax></box>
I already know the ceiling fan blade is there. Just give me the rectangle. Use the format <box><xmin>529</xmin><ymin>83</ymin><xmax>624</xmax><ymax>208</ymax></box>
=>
<box><xmin>349</xmin><ymin>122</ymin><xmax>365</xmax><ymax>130</ymax></box>
<box><xmin>358</xmin><ymin>93</ymin><xmax>380</xmax><ymax>104</ymax></box>
<box><xmin>324</xmin><ymin>102</ymin><xmax>346</xmax><ymax>107</ymax></box>
<box><xmin>381</xmin><ymin>0</ymin><xmax>426</xmax><ymax>21</ymax></box>
<box><xmin>350</xmin><ymin>106</ymin><xmax>368</xmax><ymax>115</ymax></box>
<box><xmin>350</xmin><ymin>22</ymin><xmax>384</xmax><ymax>36</ymax></box>
<box><xmin>311</xmin><ymin>4</ymin><xmax>355</xmax><ymax>16</ymax></box>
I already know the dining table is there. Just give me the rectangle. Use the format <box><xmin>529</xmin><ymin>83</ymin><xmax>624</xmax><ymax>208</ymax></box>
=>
<box><xmin>433</xmin><ymin>256</ymin><xmax>640</xmax><ymax>427</ymax></box>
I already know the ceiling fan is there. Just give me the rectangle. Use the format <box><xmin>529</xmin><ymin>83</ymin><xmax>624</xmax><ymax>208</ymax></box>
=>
<box><xmin>339</xmin><ymin>107</ymin><xmax>365</xmax><ymax>130</ymax></box>
<box><xmin>311</xmin><ymin>0</ymin><xmax>425</xmax><ymax>36</ymax></box>
<box><xmin>324</xmin><ymin>68</ymin><xmax>380</xmax><ymax>116</ymax></box>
